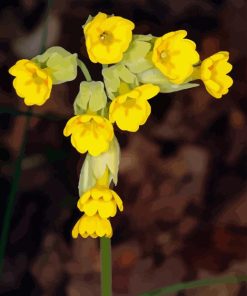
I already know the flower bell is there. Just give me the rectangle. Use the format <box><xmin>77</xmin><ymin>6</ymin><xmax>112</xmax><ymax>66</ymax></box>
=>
<box><xmin>84</xmin><ymin>12</ymin><xmax>135</xmax><ymax>64</ymax></box>
<box><xmin>63</xmin><ymin>114</ymin><xmax>114</xmax><ymax>156</ymax></box>
<box><xmin>200</xmin><ymin>51</ymin><xmax>233</xmax><ymax>99</ymax></box>
<box><xmin>109</xmin><ymin>84</ymin><xmax>160</xmax><ymax>132</ymax></box>
<box><xmin>72</xmin><ymin>214</ymin><xmax>113</xmax><ymax>238</ymax></box>
<box><xmin>77</xmin><ymin>186</ymin><xmax>123</xmax><ymax>219</ymax></box>
<box><xmin>9</xmin><ymin>59</ymin><xmax>52</xmax><ymax>106</ymax></box>
<box><xmin>152</xmin><ymin>30</ymin><xmax>199</xmax><ymax>84</ymax></box>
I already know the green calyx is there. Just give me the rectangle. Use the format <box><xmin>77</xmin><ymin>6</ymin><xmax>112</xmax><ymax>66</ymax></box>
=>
<box><xmin>74</xmin><ymin>81</ymin><xmax>107</xmax><ymax>114</ymax></box>
<box><xmin>78</xmin><ymin>137</ymin><xmax>120</xmax><ymax>195</ymax></box>
<box><xmin>121</xmin><ymin>34</ymin><xmax>154</xmax><ymax>74</ymax></box>
<box><xmin>102</xmin><ymin>64</ymin><xmax>138</xmax><ymax>99</ymax></box>
<box><xmin>33</xmin><ymin>46</ymin><xmax>78</xmax><ymax>84</ymax></box>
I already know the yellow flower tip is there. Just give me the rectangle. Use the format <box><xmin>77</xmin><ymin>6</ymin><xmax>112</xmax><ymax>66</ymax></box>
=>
<box><xmin>152</xmin><ymin>30</ymin><xmax>200</xmax><ymax>84</ymax></box>
<box><xmin>63</xmin><ymin>114</ymin><xmax>114</xmax><ymax>156</ymax></box>
<box><xmin>72</xmin><ymin>214</ymin><xmax>113</xmax><ymax>239</ymax></box>
<box><xmin>200</xmin><ymin>51</ymin><xmax>233</xmax><ymax>99</ymax></box>
<box><xmin>77</xmin><ymin>186</ymin><xmax>123</xmax><ymax>219</ymax></box>
<box><xmin>9</xmin><ymin>59</ymin><xmax>52</xmax><ymax>106</ymax></box>
<box><xmin>84</xmin><ymin>12</ymin><xmax>135</xmax><ymax>64</ymax></box>
<box><xmin>109</xmin><ymin>84</ymin><xmax>159</xmax><ymax>132</ymax></box>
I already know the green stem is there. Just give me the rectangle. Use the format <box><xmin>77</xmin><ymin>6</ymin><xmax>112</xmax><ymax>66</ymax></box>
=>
<box><xmin>100</xmin><ymin>237</ymin><xmax>112</xmax><ymax>296</ymax></box>
<box><xmin>139</xmin><ymin>275</ymin><xmax>247</xmax><ymax>296</ymax></box>
<box><xmin>0</xmin><ymin>108</ymin><xmax>32</xmax><ymax>274</ymax></box>
<box><xmin>77</xmin><ymin>59</ymin><xmax>92</xmax><ymax>82</ymax></box>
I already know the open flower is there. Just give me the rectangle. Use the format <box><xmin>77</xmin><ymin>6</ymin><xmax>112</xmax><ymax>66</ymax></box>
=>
<box><xmin>84</xmin><ymin>12</ymin><xmax>134</xmax><ymax>64</ymax></box>
<box><xmin>9</xmin><ymin>59</ymin><xmax>52</xmax><ymax>106</ymax></box>
<box><xmin>77</xmin><ymin>186</ymin><xmax>123</xmax><ymax>219</ymax></box>
<box><xmin>200</xmin><ymin>51</ymin><xmax>233</xmax><ymax>99</ymax></box>
<box><xmin>72</xmin><ymin>214</ymin><xmax>112</xmax><ymax>238</ymax></box>
<box><xmin>152</xmin><ymin>30</ymin><xmax>199</xmax><ymax>84</ymax></box>
<box><xmin>109</xmin><ymin>84</ymin><xmax>160</xmax><ymax>132</ymax></box>
<box><xmin>63</xmin><ymin>114</ymin><xmax>114</xmax><ymax>156</ymax></box>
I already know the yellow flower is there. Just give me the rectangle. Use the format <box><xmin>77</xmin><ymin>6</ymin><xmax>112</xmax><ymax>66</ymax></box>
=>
<box><xmin>72</xmin><ymin>214</ymin><xmax>112</xmax><ymax>238</ymax></box>
<box><xmin>84</xmin><ymin>12</ymin><xmax>135</xmax><ymax>64</ymax></box>
<box><xmin>152</xmin><ymin>30</ymin><xmax>199</xmax><ymax>84</ymax></box>
<box><xmin>9</xmin><ymin>59</ymin><xmax>52</xmax><ymax>106</ymax></box>
<box><xmin>77</xmin><ymin>186</ymin><xmax>123</xmax><ymax>218</ymax></box>
<box><xmin>63</xmin><ymin>114</ymin><xmax>114</xmax><ymax>156</ymax></box>
<box><xmin>109</xmin><ymin>84</ymin><xmax>160</xmax><ymax>132</ymax></box>
<box><xmin>200</xmin><ymin>51</ymin><xmax>233</xmax><ymax>99</ymax></box>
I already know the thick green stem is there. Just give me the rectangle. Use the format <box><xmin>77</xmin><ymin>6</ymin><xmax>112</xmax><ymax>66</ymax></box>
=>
<box><xmin>77</xmin><ymin>59</ymin><xmax>92</xmax><ymax>82</ymax></box>
<box><xmin>100</xmin><ymin>237</ymin><xmax>112</xmax><ymax>296</ymax></box>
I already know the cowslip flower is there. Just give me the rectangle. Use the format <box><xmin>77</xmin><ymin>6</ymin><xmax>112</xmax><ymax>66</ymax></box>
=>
<box><xmin>200</xmin><ymin>51</ymin><xmax>233</xmax><ymax>99</ymax></box>
<box><xmin>9</xmin><ymin>59</ymin><xmax>52</xmax><ymax>106</ymax></box>
<box><xmin>77</xmin><ymin>186</ymin><xmax>123</xmax><ymax>218</ymax></box>
<box><xmin>84</xmin><ymin>12</ymin><xmax>134</xmax><ymax>64</ymax></box>
<box><xmin>152</xmin><ymin>30</ymin><xmax>199</xmax><ymax>84</ymax></box>
<box><xmin>109</xmin><ymin>84</ymin><xmax>160</xmax><ymax>132</ymax></box>
<box><xmin>72</xmin><ymin>214</ymin><xmax>112</xmax><ymax>238</ymax></box>
<box><xmin>63</xmin><ymin>114</ymin><xmax>114</xmax><ymax>156</ymax></box>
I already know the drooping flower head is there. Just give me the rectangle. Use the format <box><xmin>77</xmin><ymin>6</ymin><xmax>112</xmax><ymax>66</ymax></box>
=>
<box><xmin>84</xmin><ymin>12</ymin><xmax>135</xmax><ymax>64</ymax></box>
<box><xmin>152</xmin><ymin>30</ymin><xmax>199</xmax><ymax>84</ymax></box>
<box><xmin>9</xmin><ymin>59</ymin><xmax>52</xmax><ymax>106</ymax></box>
<box><xmin>77</xmin><ymin>186</ymin><xmax>123</xmax><ymax>219</ymax></box>
<box><xmin>72</xmin><ymin>214</ymin><xmax>113</xmax><ymax>238</ymax></box>
<box><xmin>109</xmin><ymin>84</ymin><xmax>160</xmax><ymax>132</ymax></box>
<box><xmin>63</xmin><ymin>114</ymin><xmax>114</xmax><ymax>156</ymax></box>
<box><xmin>200</xmin><ymin>51</ymin><xmax>233</xmax><ymax>99</ymax></box>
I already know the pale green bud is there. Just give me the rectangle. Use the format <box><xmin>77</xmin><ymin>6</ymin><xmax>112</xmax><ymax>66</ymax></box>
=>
<box><xmin>78</xmin><ymin>137</ymin><xmax>120</xmax><ymax>195</ymax></box>
<box><xmin>102</xmin><ymin>64</ymin><xmax>138</xmax><ymax>99</ymax></box>
<box><xmin>121</xmin><ymin>34</ymin><xmax>154</xmax><ymax>74</ymax></box>
<box><xmin>74</xmin><ymin>81</ymin><xmax>107</xmax><ymax>114</ymax></box>
<box><xmin>33</xmin><ymin>46</ymin><xmax>78</xmax><ymax>84</ymax></box>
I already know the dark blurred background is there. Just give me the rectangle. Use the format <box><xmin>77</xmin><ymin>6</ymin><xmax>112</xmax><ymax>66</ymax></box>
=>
<box><xmin>0</xmin><ymin>0</ymin><xmax>247</xmax><ymax>295</ymax></box>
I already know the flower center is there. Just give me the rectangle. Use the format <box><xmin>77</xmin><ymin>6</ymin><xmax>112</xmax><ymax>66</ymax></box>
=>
<box><xmin>160</xmin><ymin>50</ymin><xmax>167</xmax><ymax>60</ymax></box>
<box><xmin>99</xmin><ymin>31</ymin><xmax>113</xmax><ymax>45</ymax></box>
<box><xmin>32</xmin><ymin>72</ymin><xmax>44</xmax><ymax>85</ymax></box>
<box><xmin>124</xmin><ymin>97</ymin><xmax>137</xmax><ymax>109</ymax></box>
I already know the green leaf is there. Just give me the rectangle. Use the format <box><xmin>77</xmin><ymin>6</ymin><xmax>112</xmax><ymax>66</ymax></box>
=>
<box><xmin>33</xmin><ymin>46</ymin><xmax>78</xmax><ymax>84</ymax></box>
<box><xmin>137</xmin><ymin>68</ymin><xmax>199</xmax><ymax>93</ymax></box>
<box><xmin>73</xmin><ymin>81</ymin><xmax>107</xmax><ymax>114</ymax></box>
<box><xmin>78</xmin><ymin>137</ymin><xmax>120</xmax><ymax>195</ymax></box>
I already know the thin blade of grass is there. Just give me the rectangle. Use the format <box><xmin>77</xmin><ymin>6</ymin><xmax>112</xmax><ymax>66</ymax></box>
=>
<box><xmin>139</xmin><ymin>275</ymin><xmax>247</xmax><ymax>296</ymax></box>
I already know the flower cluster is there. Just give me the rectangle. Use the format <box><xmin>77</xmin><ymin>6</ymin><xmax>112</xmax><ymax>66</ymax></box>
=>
<box><xmin>72</xmin><ymin>169</ymin><xmax>123</xmax><ymax>238</ymax></box>
<box><xmin>9</xmin><ymin>12</ymin><xmax>234</xmax><ymax>239</ymax></box>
